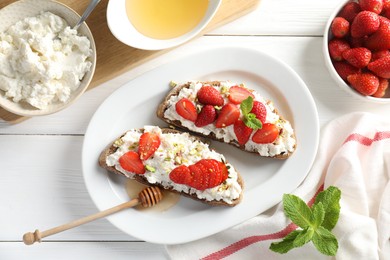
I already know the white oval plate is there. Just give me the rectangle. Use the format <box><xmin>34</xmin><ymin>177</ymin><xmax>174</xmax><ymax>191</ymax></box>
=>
<box><xmin>82</xmin><ymin>47</ymin><xmax>319</xmax><ymax>245</ymax></box>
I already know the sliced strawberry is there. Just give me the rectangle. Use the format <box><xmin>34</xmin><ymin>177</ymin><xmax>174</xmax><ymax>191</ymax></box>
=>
<box><xmin>367</xmin><ymin>55</ymin><xmax>390</xmax><ymax>78</ymax></box>
<box><xmin>198</xmin><ymin>159</ymin><xmax>219</xmax><ymax>187</ymax></box>
<box><xmin>199</xmin><ymin>159</ymin><xmax>220</xmax><ymax>188</ymax></box>
<box><xmin>359</xmin><ymin>0</ymin><xmax>383</xmax><ymax>14</ymax></box>
<box><xmin>215</xmin><ymin>103</ymin><xmax>240</xmax><ymax>128</ymax></box>
<box><xmin>342</xmin><ymin>47</ymin><xmax>372</xmax><ymax>68</ymax></box>
<box><xmin>372</xmin><ymin>78</ymin><xmax>389</xmax><ymax>97</ymax></box>
<box><xmin>219</xmin><ymin>161</ymin><xmax>229</xmax><ymax>180</ymax></box>
<box><xmin>189</xmin><ymin>164</ymin><xmax>204</xmax><ymax>190</ymax></box>
<box><xmin>338</xmin><ymin>2</ymin><xmax>361</xmax><ymax>22</ymax></box>
<box><xmin>328</xmin><ymin>39</ymin><xmax>350</xmax><ymax>61</ymax></box>
<box><xmin>331</xmin><ymin>17</ymin><xmax>350</xmax><ymax>38</ymax></box>
<box><xmin>350</xmin><ymin>11</ymin><xmax>380</xmax><ymax>38</ymax></box>
<box><xmin>195</xmin><ymin>105</ymin><xmax>217</xmax><ymax>127</ymax></box>
<box><xmin>170</xmin><ymin>159</ymin><xmax>228</xmax><ymax>190</ymax></box>
<box><xmin>169</xmin><ymin>165</ymin><xmax>191</xmax><ymax>184</ymax></box>
<box><xmin>252</xmin><ymin>123</ymin><xmax>279</xmax><ymax>144</ymax></box>
<box><xmin>234</xmin><ymin>119</ymin><xmax>253</xmax><ymax>146</ymax></box>
<box><xmin>333</xmin><ymin>61</ymin><xmax>361</xmax><ymax>81</ymax></box>
<box><xmin>138</xmin><ymin>132</ymin><xmax>161</xmax><ymax>160</ymax></box>
<box><xmin>347</xmin><ymin>72</ymin><xmax>379</xmax><ymax>95</ymax></box>
<box><xmin>197</xmin><ymin>85</ymin><xmax>224</xmax><ymax>106</ymax></box>
<box><xmin>175</xmin><ymin>98</ymin><xmax>197</xmax><ymax>122</ymax></box>
<box><xmin>228</xmin><ymin>86</ymin><xmax>255</xmax><ymax>104</ymax></box>
<box><xmin>118</xmin><ymin>151</ymin><xmax>145</xmax><ymax>174</ymax></box>
<box><xmin>194</xmin><ymin>162</ymin><xmax>210</xmax><ymax>190</ymax></box>
<box><xmin>251</xmin><ymin>101</ymin><xmax>267</xmax><ymax>123</ymax></box>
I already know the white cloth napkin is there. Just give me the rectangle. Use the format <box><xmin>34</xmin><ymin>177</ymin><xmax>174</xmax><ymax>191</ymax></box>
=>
<box><xmin>166</xmin><ymin>112</ymin><xmax>390</xmax><ymax>260</ymax></box>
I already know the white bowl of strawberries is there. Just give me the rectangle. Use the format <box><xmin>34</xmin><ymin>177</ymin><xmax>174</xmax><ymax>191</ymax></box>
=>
<box><xmin>324</xmin><ymin>0</ymin><xmax>390</xmax><ymax>102</ymax></box>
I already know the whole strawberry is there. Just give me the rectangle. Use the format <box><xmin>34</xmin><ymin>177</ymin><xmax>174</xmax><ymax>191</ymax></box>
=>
<box><xmin>347</xmin><ymin>72</ymin><xmax>379</xmax><ymax>95</ymax></box>
<box><xmin>371</xmin><ymin>50</ymin><xmax>390</xmax><ymax>61</ymax></box>
<box><xmin>365</xmin><ymin>16</ymin><xmax>390</xmax><ymax>50</ymax></box>
<box><xmin>195</xmin><ymin>105</ymin><xmax>217</xmax><ymax>127</ymax></box>
<box><xmin>197</xmin><ymin>85</ymin><xmax>224</xmax><ymax>106</ymax></box>
<box><xmin>351</xmin><ymin>11</ymin><xmax>380</xmax><ymax>38</ymax></box>
<box><xmin>331</xmin><ymin>17</ymin><xmax>350</xmax><ymax>38</ymax></box>
<box><xmin>342</xmin><ymin>47</ymin><xmax>372</xmax><ymax>68</ymax></box>
<box><xmin>372</xmin><ymin>78</ymin><xmax>389</xmax><ymax>97</ymax></box>
<box><xmin>359</xmin><ymin>0</ymin><xmax>383</xmax><ymax>14</ymax></box>
<box><xmin>367</xmin><ymin>55</ymin><xmax>390</xmax><ymax>78</ymax></box>
<box><xmin>338</xmin><ymin>2</ymin><xmax>362</xmax><ymax>22</ymax></box>
<box><xmin>333</xmin><ymin>61</ymin><xmax>361</xmax><ymax>80</ymax></box>
<box><xmin>383</xmin><ymin>0</ymin><xmax>390</xmax><ymax>10</ymax></box>
<box><xmin>328</xmin><ymin>38</ymin><xmax>350</xmax><ymax>61</ymax></box>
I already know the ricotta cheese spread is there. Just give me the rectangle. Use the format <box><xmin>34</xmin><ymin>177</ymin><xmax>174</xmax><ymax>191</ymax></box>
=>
<box><xmin>106</xmin><ymin>126</ymin><xmax>242</xmax><ymax>204</ymax></box>
<box><xmin>0</xmin><ymin>11</ymin><xmax>93</xmax><ymax>109</ymax></box>
<box><xmin>163</xmin><ymin>81</ymin><xmax>296</xmax><ymax>157</ymax></box>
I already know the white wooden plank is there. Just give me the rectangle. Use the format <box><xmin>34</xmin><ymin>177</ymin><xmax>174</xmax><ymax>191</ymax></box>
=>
<box><xmin>0</xmin><ymin>242</ymin><xmax>168</xmax><ymax>260</ymax></box>
<box><xmin>208</xmin><ymin>0</ymin><xmax>342</xmax><ymax>36</ymax></box>
<box><xmin>0</xmin><ymin>135</ymin><xmax>136</xmax><ymax>241</ymax></box>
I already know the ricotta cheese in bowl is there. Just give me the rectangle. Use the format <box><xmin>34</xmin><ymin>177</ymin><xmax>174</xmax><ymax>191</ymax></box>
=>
<box><xmin>0</xmin><ymin>0</ymin><xmax>96</xmax><ymax>116</ymax></box>
<box><xmin>0</xmin><ymin>11</ymin><xmax>92</xmax><ymax>110</ymax></box>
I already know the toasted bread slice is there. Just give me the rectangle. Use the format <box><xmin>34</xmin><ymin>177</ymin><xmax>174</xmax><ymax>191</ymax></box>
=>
<box><xmin>99</xmin><ymin>126</ymin><xmax>243</xmax><ymax>206</ymax></box>
<box><xmin>157</xmin><ymin>81</ymin><xmax>297</xmax><ymax>159</ymax></box>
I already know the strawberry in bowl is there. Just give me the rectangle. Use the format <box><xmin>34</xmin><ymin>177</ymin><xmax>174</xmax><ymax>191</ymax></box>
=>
<box><xmin>324</xmin><ymin>0</ymin><xmax>390</xmax><ymax>103</ymax></box>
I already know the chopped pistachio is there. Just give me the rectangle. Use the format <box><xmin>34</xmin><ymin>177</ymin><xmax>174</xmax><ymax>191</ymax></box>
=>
<box><xmin>175</xmin><ymin>156</ymin><xmax>182</xmax><ymax>165</ymax></box>
<box><xmin>145</xmin><ymin>165</ymin><xmax>156</xmax><ymax>172</ymax></box>
<box><xmin>164</xmin><ymin>157</ymin><xmax>172</xmax><ymax>161</ymax></box>
<box><xmin>128</xmin><ymin>142</ymin><xmax>138</xmax><ymax>150</ymax></box>
<box><xmin>220</xmin><ymin>86</ymin><xmax>228</xmax><ymax>94</ymax></box>
<box><xmin>169</xmin><ymin>81</ymin><xmax>177</xmax><ymax>88</ymax></box>
<box><xmin>214</xmin><ymin>105</ymin><xmax>222</xmax><ymax>110</ymax></box>
<box><xmin>113</xmin><ymin>138</ymin><xmax>124</xmax><ymax>147</ymax></box>
<box><xmin>181</xmin><ymin>158</ymin><xmax>188</xmax><ymax>164</ymax></box>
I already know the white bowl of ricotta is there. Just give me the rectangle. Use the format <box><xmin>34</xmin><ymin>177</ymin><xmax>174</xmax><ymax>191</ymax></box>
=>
<box><xmin>0</xmin><ymin>0</ymin><xmax>96</xmax><ymax>116</ymax></box>
<box><xmin>106</xmin><ymin>0</ymin><xmax>222</xmax><ymax>50</ymax></box>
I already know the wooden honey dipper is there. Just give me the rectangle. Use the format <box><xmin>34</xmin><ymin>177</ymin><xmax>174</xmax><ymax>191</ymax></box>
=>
<box><xmin>23</xmin><ymin>186</ymin><xmax>163</xmax><ymax>245</ymax></box>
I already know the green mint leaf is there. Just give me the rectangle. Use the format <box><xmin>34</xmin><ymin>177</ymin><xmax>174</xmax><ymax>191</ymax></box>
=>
<box><xmin>283</xmin><ymin>194</ymin><xmax>313</xmax><ymax>229</ymax></box>
<box><xmin>244</xmin><ymin>113</ymin><xmax>263</xmax><ymax>130</ymax></box>
<box><xmin>269</xmin><ymin>230</ymin><xmax>301</xmax><ymax>254</ymax></box>
<box><xmin>293</xmin><ymin>227</ymin><xmax>314</xmax><ymax>247</ymax></box>
<box><xmin>240</xmin><ymin>96</ymin><xmax>253</xmax><ymax>115</ymax></box>
<box><xmin>312</xmin><ymin>226</ymin><xmax>339</xmax><ymax>256</ymax></box>
<box><xmin>314</xmin><ymin>186</ymin><xmax>341</xmax><ymax>231</ymax></box>
<box><xmin>310</xmin><ymin>202</ymin><xmax>325</xmax><ymax>229</ymax></box>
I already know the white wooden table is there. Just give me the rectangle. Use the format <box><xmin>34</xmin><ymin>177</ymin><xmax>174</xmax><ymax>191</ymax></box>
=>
<box><xmin>1</xmin><ymin>0</ymin><xmax>389</xmax><ymax>259</ymax></box>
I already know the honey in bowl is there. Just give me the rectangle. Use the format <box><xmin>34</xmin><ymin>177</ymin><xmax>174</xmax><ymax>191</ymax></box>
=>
<box><xmin>125</xmin><ymin>0</ymin><xmax>209</xmax><ymax>39</ymax></box>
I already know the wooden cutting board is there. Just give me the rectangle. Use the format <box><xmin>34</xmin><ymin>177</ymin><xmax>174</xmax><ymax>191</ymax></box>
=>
<box><xmin>0</xmin><ymin>0</ymin><xmax>260</xmax><ymax>123</ymax></box>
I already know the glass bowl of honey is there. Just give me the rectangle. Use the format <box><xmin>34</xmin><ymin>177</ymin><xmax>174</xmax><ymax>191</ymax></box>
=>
<box><xmin>106</xmin><ymin>0</ymin><xmax>222</xmax><ymax>50</ymax></box>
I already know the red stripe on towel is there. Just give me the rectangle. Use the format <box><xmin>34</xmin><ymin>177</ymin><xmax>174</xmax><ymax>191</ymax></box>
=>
<box><xmin>343</xmin><ymin>131</ymin><xmax>390</xmax><ymax>146</ymax></box>
<box><xmin>201</xmin><ymin>185</ymin><xmax>324</xmax><ymax>260</ymax></box>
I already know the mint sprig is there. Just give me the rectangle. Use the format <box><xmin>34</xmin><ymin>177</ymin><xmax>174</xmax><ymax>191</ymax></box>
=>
<box><xmin>270</xmin><ymin>186</ymin><xmax>341</xmax><ymax>256</ymax></box>
<box><xmin>240</xmin><ymin>96</ymin><xmax>262</xmax><ymax>130</ymax></box>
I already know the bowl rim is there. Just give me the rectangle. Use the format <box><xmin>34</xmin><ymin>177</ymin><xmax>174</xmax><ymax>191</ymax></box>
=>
<box><xmin>106</xmin><ymin>0</ymin><xmax>222</xmax><ymax>51</ymax></box>
<box><xmin>0</xmin><ymin>0</ymin><xmax>97</xmax><ymax>117</ymax></box>
<box><xmin>323</xmin><ymin>0</ymin><xmax>390</xmax><ymax>104</ymax></box>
